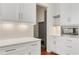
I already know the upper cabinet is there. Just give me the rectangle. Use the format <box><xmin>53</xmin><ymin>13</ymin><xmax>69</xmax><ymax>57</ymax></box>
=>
<box><xmin>0</xmin><ymin>3</ymin><xmax>19</xmax><ymax>21</ymax></box>
<box><xmin>59</xmin><ymin>3</ymin><xmax>79</xmax><ymax>25</ymax></box>
<box><xmin>52</xmin><ymin>4</ymin><xmax>60</xmax><ymax>26</ymax></box>
<box><xmin>71</xmin><ymin>4</ymin><xmax>79</xmax><ymax>25</ymax></box>
<box><xmin>21</xmin><ymin>3</ymin><xmax>36</xmax><ymax>24</ymax></box>
<box><xmin>0</xmin><ymin>3</ymin><xmax>36</xmax><ymax>25</ymax></box>
<box><xmin>60</xmin><ymin>4</ymin><xmax>72</xmax><ymax>25</ymax></box>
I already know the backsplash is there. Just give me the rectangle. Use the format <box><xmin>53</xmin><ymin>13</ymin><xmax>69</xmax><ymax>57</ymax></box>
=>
<box><xmin>0</xmin><ymin>22</ymin><xmax>33</xmax><ymax>39</ymax></box>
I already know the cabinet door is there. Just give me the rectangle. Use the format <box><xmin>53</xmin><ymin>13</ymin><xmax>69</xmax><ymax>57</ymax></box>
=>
<box><xmin>47</xmin><ymin>36</ymin><xmax>57</xmax><ymax>52</ymax></box>
<box><xmin>60</xmin><ymin>4</ymin><xmax>72</xmax><ymax>25</ymax></box>
<box><xmin>0</xmin><ymin>4</ymin><xmax>2</xmax><ymax>19</ymax></box>
<box><xmin>70</xmin><ymin>39</ymin><xmax>79</xmax><ymax>55</ymax></box>
<box><xmin>55</xmin><ymin>37</ymin><xmax>67</xmax><ymax>55</ymax></box>
<box><xmin>71</xmin><ymin>4</ymin><xmax>79</xmax><ymax>25</ymax></box>
<box><xmin>4</xmin><ymin>47</ymin><xmax>29</xmax><ymax>55</ymax></box>
<box><xmin>29</xmin><ymin>41</ymin><xmax>41</xmax><ymax>55</ymax></box>
<box><xmin>51</xmin><ymin>37</ymin><xmax>57</xmax><ymax>52</ymax></box>
<box><xmin>0</xmin><ymin>43</ymin><xmax>30</xmax><ymax>55</ymax></box>
<box><xmin>22</xmin><ymin>3</ymin><xmax>36</xmax><ymax>24</ymax></box>
<box><xmin>0</xmin><ymin>3</ymin><xmax>19</xmax><ymax>21</ymax></box>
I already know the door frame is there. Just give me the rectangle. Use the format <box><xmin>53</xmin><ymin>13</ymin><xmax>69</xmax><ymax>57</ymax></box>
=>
<box><xmin>36</xmin><ymin>4</ymin><xmax>47</xmax><ymax>50</ymax></box>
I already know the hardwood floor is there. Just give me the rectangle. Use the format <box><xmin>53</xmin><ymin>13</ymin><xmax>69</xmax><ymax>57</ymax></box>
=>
<box><xmin>41</xmin><ymin>48</ymin><xmax>58</xmax><ymax>55</ymax></box>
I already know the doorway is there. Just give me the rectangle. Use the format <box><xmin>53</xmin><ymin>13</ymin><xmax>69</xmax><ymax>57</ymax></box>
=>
<box><xmin>34</xmin><ymin>4</ymin><xmax>47</xmax><ymax>50</ymax></box>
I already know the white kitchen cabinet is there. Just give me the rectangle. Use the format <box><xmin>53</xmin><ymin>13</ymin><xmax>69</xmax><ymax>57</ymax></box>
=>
<box><xmin>0</xmin><ymin>3</ymin><xmax>19</xmax><ymax>21</ymax></box>
<box><xmin>0</xmin><ymin>4</ymin><xmax>2</xmax><ymax>18</ymax></box>
<box><xmin>0</xmin><ymin>3</ymin><xmax>36</xmax><ymax>24</ymax></box>
<box><xmin>47</xmin><ymin>36</ymin><xmax>67</xmax><ymax>54</ymax></box>
<box><xmin>21</xmin><ymin>3</ymin><xmax>36</xmax><ymax>24</ymax></box>
<box><xmin>54</xmin><ymin>37</ymin><xmax>73</xmax><ymax>55</ymax></box>
<box><xmin>0</xmin><ymin>41</ymin><xmax>41</xmax><ymax>55</ymax></box>
<box><xmin>57</xmin><ymin>37</ymin><xmax>79</xmax><ymax>55</ymax></box>
<box><xmin>71</xmin><ymin>4</ymin><xmax>79</xmax><ymax>25</ymax></box>
<box><xmin>47</xmin><ymin>36</ymin><xmax>79</xmax><ymax>55</ymax></box>
<box><xmin>47</xmin><ymin>36</ymin><xmax>68</xmax><ymax>54</ymax></box>
<box><xmin>60</xmin><ymin>4</ymin><xmax>72</xmax><ymax>25</ymax></box>
<box><xmin>53</xmin><ymin>4</ymin><xmax>60</xmax><ymax>26</ymax></box>
<box><xmin>29</xmin><ymin>41</ymin><xmax>41</xmax><ymax>55</ymax></box>
<box><xmin>55</xmin><ymin>37</ymin><xmax>67</xmax><ymax>55</ymax></box>
<box><xmin>0</xmin><ymin>43</ymin><xmax>29</xmax><ymax>55</ymax></box>
<box><xmin>70</xmin><ymin>39</ymin><xmax>79</xmax><ymax>55</ymax></box>
<box><xmin>4</xmin><ymin>47</ymin><xmax>29</xmax><ymax>55</ymax></box>
<box><xmin>47</xmin><ymin>36</ymin><xmax>57</xmax><ymax>52</ymax></box>
<box><xmin>59</xmin><ymin>4</ymin><xmax>79</xmax><ymax>25</ymax></box>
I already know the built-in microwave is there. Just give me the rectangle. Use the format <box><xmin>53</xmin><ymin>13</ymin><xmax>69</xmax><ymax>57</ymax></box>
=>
<box><xmin>61</xmin><ymin>26</ymin><xmax>78</xmax><ymax>35</ymax></box>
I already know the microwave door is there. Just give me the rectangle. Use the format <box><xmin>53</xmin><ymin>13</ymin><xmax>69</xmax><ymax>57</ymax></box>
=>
<box><xmin>63</xmin><ymin>28</ymin><xmax>73</xmax><ymax>34</ymax></box>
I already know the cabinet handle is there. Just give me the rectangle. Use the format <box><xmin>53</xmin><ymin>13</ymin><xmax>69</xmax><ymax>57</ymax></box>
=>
<box><xmin>19</xmin><ymin>12</ymin><xmax>20</xmax><ymax>19</ymax></box>
<box><xmin>5</xmin><ymin>49</ymin><xmax>16</xmax><ymax>52</ymax></box>
<box><xmin>20</xmin><ymin>13</ymin><xmax>22</xmax><ymax>19</ymax></box>
<box><xmin>66</xmin><ymin>46</ymin><xmax>72</xmax><ymax>48</ymax></box>
<box><xmin>29</xmin><ymin>52</ymin><xmax>31</xmax><ymax>55</ymax></box>
<box><xmin>53</xmin><ymin>41</ymin><xmax>56</xmax><ymax>44</ymax></box>
<box><xmin>66</xmin><ymin>53</ymin><xmax>70</xmax><ymax>55</ymax></box>
<box><xmin>67</xmin><ymin>40</ymin><xmax>72</xmax><ymax>42</ymax></box>
<box><xmin>21</xmin><ymin>13</ymin><xmax>23</xmax><ymax>19</ymax></box>
<box><xmin>31</xmin><ymin>44</ymin><xmax>37</xmax><ymax>46</ymax></box>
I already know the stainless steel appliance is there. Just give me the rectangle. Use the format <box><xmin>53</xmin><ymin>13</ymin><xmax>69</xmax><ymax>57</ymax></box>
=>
<box><xmin>61</xmin><ymin>26</ymin><xmax>78</xmax><ymax>35</ymax></box>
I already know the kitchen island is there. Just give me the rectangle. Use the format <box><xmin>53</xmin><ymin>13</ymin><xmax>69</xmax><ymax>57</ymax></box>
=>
<box><xmin>0</xmin><ymin>37</ymin><xmax>41</xmax><ymax>55</ymax></box>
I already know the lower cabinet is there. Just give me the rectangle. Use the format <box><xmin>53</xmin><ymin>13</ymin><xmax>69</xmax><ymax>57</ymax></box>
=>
<box><xmin>0</xmin><ymin>41</ymin><xmax>41</xmax><ymax>55</ymax></box>
<box><xmin>47</xmin><ymin>36</ymin><xmax>57</xmax><ymax>52</ymax></box>
<box><xmin>55</xmin><ymin>37</ymin><xmax>67</xmax><ymax>55</ymax></box>
<box><xmin>4</xmin><ymin>47</ymin><xmax>29</xmax><ymax>55</ymax></box>
<box><xmin>47</xmin><ymin>36</ymin><xmax>79</xmax><ymax>55</ymax></box>
<box><xmin>29</xmin><ymin>41</ymin><xmax>41</xmax><ymax>55</ymax></box>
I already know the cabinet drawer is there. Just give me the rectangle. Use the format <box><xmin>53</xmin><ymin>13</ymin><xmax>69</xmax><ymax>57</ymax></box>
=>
<box><xmin>29</xmin><ymin>41</ymin><xmax>41</xmax><ymax>55</ymax></box>
<box><xmin>3</xmin><ymin>47</ymin><xmax>28</xmax><ymax>55</ymax></box>
<box><xmin>0</xmin><ymin>41</ymin><xmax>41</xmax><ymax>55</ymax></box>
<box><xmin>0</xmin><ymin>43</ymin><xmax>28</xmax><ymax>54</ymax></box>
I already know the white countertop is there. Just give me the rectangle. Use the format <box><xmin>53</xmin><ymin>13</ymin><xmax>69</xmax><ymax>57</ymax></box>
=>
<box><xmin>61</xmin><ymin>35</ymin><xmax>79</xmax><ymax>38</ymax></box>
<box><xmin>0</xmin><ymin>37</ymin><xmax>41</xmax><ymax>47</ymax></box>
